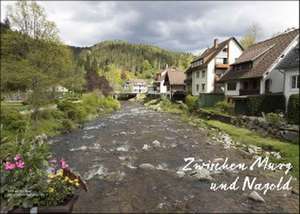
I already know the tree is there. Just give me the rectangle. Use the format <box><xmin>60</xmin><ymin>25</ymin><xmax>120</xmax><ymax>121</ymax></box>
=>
<box><xmin>240</xmin><ymin>24</ymin><xmax>261</xmax><ymax>49</ymax></box>
<box><xmin>7</xmin><ymin>1</ymin><xmax>58</xmax><ymax>41</ymax></box>
<box><xmin>2</xmin><ymin>1</ymin><xmax>79</xmax><ymax>120</ymax></box>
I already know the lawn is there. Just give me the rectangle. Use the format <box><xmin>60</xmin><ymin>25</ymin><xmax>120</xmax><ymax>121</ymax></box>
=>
<box><xmin>206</xmin><ymin>120</ymin><xmax>299</xmax><ymax>178</ymax></box>
<box><xmin>1</xmin><ymin>101</ymin><xmax>29</xmax><ymax>111</ymax></box>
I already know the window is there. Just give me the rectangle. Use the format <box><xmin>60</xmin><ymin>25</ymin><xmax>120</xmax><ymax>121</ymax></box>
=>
<box><xmin>196</xmin><ymin>84</ymin><xmax>199</xmax><ymax>92</ymax></box>
<box><xmin>291</xmin><ymin>75</ymin><xmax>299</xmax><ymax>89</ymax></box>
<box><xmin>196</xmin><ymin>71</ymin><xmax>200</xmax><ymax>78</ymax></box>
<box><xmin>223</xmin><ymin>48</ymin><xmax>227</xmax><ymax>52</ymax></box>
<box><xmin>223</xmin><ymin>58</ymin><xmax>228</xmax><ymax>64</ymax></box>
<box><xmin>201</xmin><ymin>84</ymin><xmax>205</xmax><ymax>91</ymax></box>
<box><xmin>227</xmin><ymin>82</ymin><xmax>237</xmax><ymax>91</ymax></box>
<box><xmin>201</xmin><ymin>70</ymin><xmax>205</xmax><ymax>78</ymax></box>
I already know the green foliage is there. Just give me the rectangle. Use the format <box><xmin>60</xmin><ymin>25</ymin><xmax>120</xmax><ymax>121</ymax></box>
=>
<box><xmin>0</xmin><ymin>137</ymin><xmax>81</xmax><ymax>210</ymax></box>
<box><xmin>72</xmin><ymin>40</ymin><xmax>193</xmax><ymax>81</ymax></box>
<box><xmin>206</xmin><ymin>120</ymin><xmax>299</xmax><ymax>178</ymax></box>
<box><xmin>215</xmin><ymin>101</ymin><xmax>234</xmax><ymax>114</ymax></box>
<box><xmin>57</xmin><ymin>101</ymin><xmax>87</xmax><ymax>123</ymax></box>
<box><xmin>265</xmin><ymin>112</ymin><xmax>285</xmax><ymax>126</ymax></box>
<box><xmin>242</xmin><ymin>94</ymin><xmax>286</xmax><ymax>116</ymax></box>
<box><xmin>287</xmin><ymin>94</ymin><xmax>299</xmax><ymax>125</ymax></box>
<box><xmin>185</xmin><ymin>95</ymin><xmax>198</xmax><ymax>111</ymax></box>
<box><xmin>0</xmin><ymin>106</ymin><xmax>28</xmax><ymax>139</ymax></box>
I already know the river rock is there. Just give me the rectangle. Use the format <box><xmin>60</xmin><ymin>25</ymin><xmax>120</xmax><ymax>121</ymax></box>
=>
<box><xmin>213</xmin><ymin>158</ymin><xmax>224</xmax><ymax>163</ymax></box>
<box><xmin>152</xmin><ymin>140</ymin><xmax>161</xmax><ymax>147</ymax></box>
<box><xmin>248</xmin><ymin>191</ymin><xmax>265</xmax><ymax>203</ymax></box>
<box><xmin>142</xmin><ymin>144</ymin><xmax>151</xmax><ymax>150</ymax></box>
<box><xmin>190</xmin><ymin>168</ymin><xmax>213</xmax><ymax>181</ymax></box>
<box><xmin>139</xmin><ymin>163</ymin><xmax>155</xmax><ymax>170</ymax></box>
<box><xmin>176</xmin><ymin>170</ymin><xmax>185</xmax><ymax>178</ymax></box>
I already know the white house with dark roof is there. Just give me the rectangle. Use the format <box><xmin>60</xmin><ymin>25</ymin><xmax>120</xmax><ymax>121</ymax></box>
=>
<box><xmin>276</xmin><ymin>41</ymin><xmax>299</xmax><ymax>106</ymax></box>
<box><xmin>186</xmin><ymin>37</ymin><xmax>243</xmax><ymax>96</ymax></box>
<box><xmin>219</xmin><ymin>29</ymin><xmax>299</xmax><ymax>98</ymax></box>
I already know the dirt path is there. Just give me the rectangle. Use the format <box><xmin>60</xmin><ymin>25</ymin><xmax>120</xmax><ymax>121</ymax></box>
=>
<box><xmin>51</xmin><ymin>101</ymin><xmax>299</xmax><ymax>213</ymax></box>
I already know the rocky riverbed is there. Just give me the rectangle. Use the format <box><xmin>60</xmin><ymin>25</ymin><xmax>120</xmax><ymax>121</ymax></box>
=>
<box><xmin>51</xmin><ymin>101</ymin><xmax>299</xmax><ymax>213</ymax></box>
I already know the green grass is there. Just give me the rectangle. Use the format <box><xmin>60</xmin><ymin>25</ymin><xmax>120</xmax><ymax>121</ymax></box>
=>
<box><xmin>206</xmin><ymin>120</ymin><xmax>299</xmax><ymax>178</ymax></box>
<box><xmin>1</xmin><ymin>101</ymin><xmax>29</xmax><ymax>111</ymax></box>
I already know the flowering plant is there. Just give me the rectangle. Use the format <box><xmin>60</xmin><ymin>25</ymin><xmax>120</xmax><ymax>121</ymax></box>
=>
<box><xmin>0</xmin><ymin>135</ymin><xmax>86</xmax><ymax>211</ymax></box>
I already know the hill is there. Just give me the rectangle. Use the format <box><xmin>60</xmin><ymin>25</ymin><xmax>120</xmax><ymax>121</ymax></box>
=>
<box><xmin>70</xmin><ymin>40</ymin><xmax>193</xmax><ymax>78</ymax></box>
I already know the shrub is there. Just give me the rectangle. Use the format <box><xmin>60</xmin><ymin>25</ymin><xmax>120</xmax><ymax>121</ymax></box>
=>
<box><xmin>61</xmin><ymin>119</ymin><xmax>76</xmax><ymax>133</ymax></box>
<box><xmin>57</xmin><ymin>101</ymin><xmax>87</xmax><ymax>123</ymax></box>
<box><xmin>0</xmin><ymin>106</ymin><xmax>28</xmax><ymax>138</ymax></box>
<box><xmin>287</xmin><ymin>94</ymin><xmax>299</xmax><ymax>124</ymax></box>
<box><xmin>243</xmin><ymin>94</ymin><xmax>286</xmax><ymax>116</ymax></box>
<box><xmin>265</xmin><ymin>112</ymin><xmax>285</xmax><ymax>126</ymax></box>
<box><xmin>185</xmin><ymin>95</ymin><xmax>198</xmax><ymax>111</ymax></box>
<box><xmin>215</xmin><ymin>101</ymin><xmax>234</xmax><ymax>114</ymax></box>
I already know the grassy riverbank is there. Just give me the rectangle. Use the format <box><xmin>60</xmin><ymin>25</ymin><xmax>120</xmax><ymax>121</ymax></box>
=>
<box><xmin>143</xmin><ymin>97</ymin><xmax>299</xmax><ymax>178</ymax></box>
<box><xmin>1</xmin><ymin>92</ymin><xmax>120</xmax><ymax>141</ymax></box>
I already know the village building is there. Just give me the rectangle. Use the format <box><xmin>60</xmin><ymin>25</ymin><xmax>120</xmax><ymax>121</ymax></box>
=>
<box><xmin>123</xmin><ymin>79</ymin><xmax>148</xmax><ymax>94</ymax></box>
<box><xmin>219</xmin><ymin>29</ymin><xmax>299</xmax><ymax>99</ymax></box>
<box><xmin>186</xmin><ymin>37</ymin><xmax>243</xmax><ymax>96</ymax></box>
<box><xmin>163</xmin><ymin>69</ymin><xmax>186</xmax><ymax>99</ymax></box>
<box><xmin>276</xmin><ymin>41</ymin><xmax>299</xmax><ymax>107</ymax></box>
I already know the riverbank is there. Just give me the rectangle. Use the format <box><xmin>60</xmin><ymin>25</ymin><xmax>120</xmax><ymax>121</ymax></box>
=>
<box><xmin>0</xmin><ymin>92</ymin><xmax>120</xmax><ymax>142</ymax></box>
<box><xmin>142</xmin><ymin>97</ymin><xmax>299</xmax><ymax>179</ymax></box>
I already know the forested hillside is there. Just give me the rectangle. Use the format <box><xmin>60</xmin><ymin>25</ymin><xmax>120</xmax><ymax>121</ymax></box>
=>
<box><xmin>70</xmin><ymin>40</ymin><xmax>193</xmax><ymax>79</ymax></box>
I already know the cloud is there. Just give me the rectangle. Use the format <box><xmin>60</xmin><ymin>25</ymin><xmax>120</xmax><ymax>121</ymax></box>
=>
<box><xmin>1</xmin><ymin>1</ymin><xmax>299</xmax><ymax>53</ymax></box>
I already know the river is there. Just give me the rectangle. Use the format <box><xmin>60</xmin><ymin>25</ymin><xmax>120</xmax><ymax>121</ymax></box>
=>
<box><xmin>51</xmin><ymin>101</ymin><xmax>299</xmax><ymax>213</ymax></box>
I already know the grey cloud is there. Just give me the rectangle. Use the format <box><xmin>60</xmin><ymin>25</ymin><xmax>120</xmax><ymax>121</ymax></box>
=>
<box><xmin>2</xmin><ymin>1</ymin><xmax>298</xmax><ymax>53</ymax></box>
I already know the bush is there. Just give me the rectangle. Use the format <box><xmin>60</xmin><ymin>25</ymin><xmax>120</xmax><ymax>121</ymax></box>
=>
<box><xmin>0</xmin><ymin>106</ymin><xmax>28</xmax><ymax>138</ymax></box>
<box><xmin>287</xmin><ymin>94</ymin><xmax>299</xmax><ymax>124</ymax></box>
<box><xmin>61</xmin><ymin>119</ymin><xmax>76</xmax><ymax>133</ymax></box>
<box><xmin>185</xmin><ymin>95</ymin><xmax>198</xmax><ymax>111</ymax></box>
<box><xmin>265</xmin><ymin>112</ymin><xmax>285</xmax><ymax>126</ymax></box>
<box><xmin>241</xmin><ymin>94</ymin><xmax>286</xmax><ymax>116</ymax></box>
<box><xmin>57</xmin><ymin>101</ymin><xmax>87</xmax><ymax>123</ymax></box>
<box><xmin>215</xmin><ymin>101</ymin><xmax>234</xmax><ymax>114</ymax></box>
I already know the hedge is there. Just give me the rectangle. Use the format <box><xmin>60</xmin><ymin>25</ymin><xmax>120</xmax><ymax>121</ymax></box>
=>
<box><xmin>234</xmin><ymin>94</ymin><xmax>286</xmax><ymax>116</ymax></box>
<box><xmin>287</xmin><ymin>94</ymin><xmax>299</xmax><ymax>124</ymax></box>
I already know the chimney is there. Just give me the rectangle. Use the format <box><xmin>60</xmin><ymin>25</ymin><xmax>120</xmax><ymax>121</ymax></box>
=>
<box><xmin>165</xmin><ymin>64</ymin><xmax>169</xmax><ymax>69</ymax></box>
<box><xmin>214</xmin><ymin>39</ymin><xmax>218</xmax><ymax>48</ymax></box>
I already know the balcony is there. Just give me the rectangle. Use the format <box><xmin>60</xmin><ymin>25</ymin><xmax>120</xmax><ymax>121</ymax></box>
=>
<box><xmin>215</xmin><ymin>64</ymin><xmax>229</xmax><ymax>69</ymax></box>
<box><xmin>239</xmin><ymin>89</ymin><xmax>260</xmax><ymax>96</ymax></box>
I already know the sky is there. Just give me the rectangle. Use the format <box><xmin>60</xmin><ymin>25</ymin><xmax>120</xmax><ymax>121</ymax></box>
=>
<box><xmin>1</xmin><ymin>1</ymin><xmax>299</xmax><ymax>54</ymax></box>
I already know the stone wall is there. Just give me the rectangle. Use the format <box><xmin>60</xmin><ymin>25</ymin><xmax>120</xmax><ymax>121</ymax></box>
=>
<box><xmin>196</xmin><ymin>109</ymin><xmax>299</xmax><ymax>143</ymax></box>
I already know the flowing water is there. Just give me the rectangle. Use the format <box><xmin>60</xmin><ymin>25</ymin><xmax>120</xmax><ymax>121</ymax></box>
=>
<box><xmin>51</xmin><ymin>101</ymin><xmax>299</xmax><ymax>213</ymax></box>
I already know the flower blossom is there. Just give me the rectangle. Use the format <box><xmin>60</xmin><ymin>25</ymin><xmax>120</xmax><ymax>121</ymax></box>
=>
<box><xmin>4</xmin><ymin>162</ymin><xmax>16</xmax><ymax>171</ymax></box>
<box><xmin>60</xmin><ymin>159</ymin><xmax>69</xmax><ymax>169</ymax></box>
<box><xmin>16</xmin><ymin>160</ymin><xmax>25</xmax><ymax>169</ymax></box>
<box><xmin>14</xmin><ymin>154</ymin><xmax>22</xmax><ymax>161</ymax></box>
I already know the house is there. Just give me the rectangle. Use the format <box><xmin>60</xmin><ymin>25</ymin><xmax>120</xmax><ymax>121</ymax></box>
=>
<box><xmin>186</xmin><ymin>37</ymin><xmax>243</xmax><ymax>96</ymax></box>
<box><xmin>163</xmin><ymin>69</ymin><xmax>186</xmax><ymax>99</ymax></box>
<box><xmin>153</xmin><ymin>68</ymin><xmax>168</xmax><ymax>94</ymax></box>
<box><xmin>276</xmin><ymin>42</ymin><xmax>299</xmax><ymax>107</ymax></box>
<box><xmin>123</xmin><ymin>79</ymin><xmax>148</xmax><ymax>93</ymax></box>
<box><xmin>219</xmin><ymin>29</ymin><xmax>299</xmax><ymax>99</ymax></box>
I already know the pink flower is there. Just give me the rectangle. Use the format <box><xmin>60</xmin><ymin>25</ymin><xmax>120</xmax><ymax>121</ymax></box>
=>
<box><xmin>16</xmin><ymin>160</ymin><xmax>25</xmax><ymax>169</ymax></box>
<box><xmin>14</xmin><ymin>154</ymin><xmax>22</xmax><ymax>161</ymax></box>
<box><xmin>60</xmin><ymin>159</ymin><xmax>69</xmax><ymax>169</ymax></box>
<box><xmin>4</xmin><ymin>162</ymin><xmax>16</xmax><ymax>171</ymax></box>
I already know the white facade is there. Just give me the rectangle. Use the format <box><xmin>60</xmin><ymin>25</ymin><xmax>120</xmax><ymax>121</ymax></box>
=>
<box><xmin>224</xmin><ymin>36</ymin><xmax>299</xmax><ymax>98</ymax></box>
<box><xmin>191</xmin><ymin>38</ymin><xmax>243</xmax><ymax>96</ymax></box>
<box><xmin>159</xmin><ymin>70</ymin><xmax>168</xmax><ymax>93</ymax></box>
<box><xmin>124</xmin><ymin>81</ymin><xmax>148</xmax><ymax>93</ymax></box>
<box><xmin>284</xmin><ymin>68</ymin><xmax>299</xmax><ymax>106</ymax></box>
